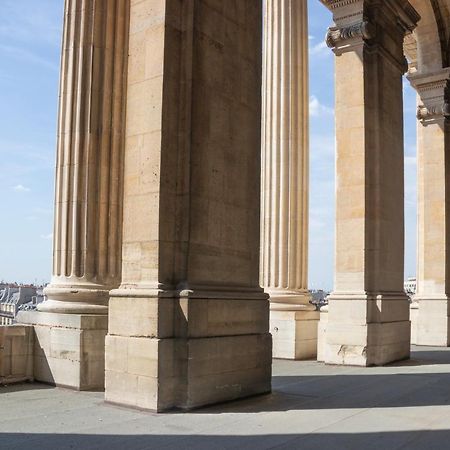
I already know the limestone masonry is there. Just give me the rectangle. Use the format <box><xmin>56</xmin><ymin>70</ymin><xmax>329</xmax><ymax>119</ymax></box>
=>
<box><xmin>0</xmin><ymin>0</ymin><xmax>449</xmax><ymax>414</ymax></box>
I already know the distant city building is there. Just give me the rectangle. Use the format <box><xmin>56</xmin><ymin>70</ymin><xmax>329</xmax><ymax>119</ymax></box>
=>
<box><xmin>0</xmin><ymin>285</ymin><xmax>45</xmax><ymax>325</ymax></box>
<box><xmin>310</xmin><ymin>290</ymin><xmax>329</xmax><ymax>309</ymax></box>
<box><xmin>404</xmin><ymin>277</ymin><xmax>417</xmax><ymax>298</ymax></box>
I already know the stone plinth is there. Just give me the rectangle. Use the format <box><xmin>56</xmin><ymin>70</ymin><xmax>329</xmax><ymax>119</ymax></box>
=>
<box><xmin>18</xmin><ymin>311</ymin><xmax>107</xmax><ymax>390</ymax></box>
<box><xmin>270</xmin><ymin>306</ymin><xmax>319</xmax><ymax>360</ymax></box>
<box><xmin>106</xmin><ymin>293</ymin><xmax>271</xmax><ymax>411</ymax></box>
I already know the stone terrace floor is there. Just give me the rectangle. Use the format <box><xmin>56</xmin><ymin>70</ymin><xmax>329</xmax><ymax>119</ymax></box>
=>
<box><xmin>2</xmin><ymin>346</ymin><xmax>450</xmax><ymax>450</ymax></box>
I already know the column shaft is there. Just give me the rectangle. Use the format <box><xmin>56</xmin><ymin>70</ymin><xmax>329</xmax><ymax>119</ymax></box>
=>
<box><xmin>410</xmin><ymin>69</ymin><xmax>450</xmax><ymax>346</ymax></box>
<box><xmin>40</xmin><ymin>0</ymin><xmax>129</xmax><ymax>314</ymax></box>
<box><xmin>261</xmin><ymin>0</ymin><xmax>317</xmax><ymax>360</ymax></box>
<box><xmin>261</xmin><ymin>0</ymin><xmax>309</xmax><ymax>302</ymax></box>
<box><xmin>322</xmin><ymin>0</ymin><xmax>419</xmax><ymax>366</ymax></box>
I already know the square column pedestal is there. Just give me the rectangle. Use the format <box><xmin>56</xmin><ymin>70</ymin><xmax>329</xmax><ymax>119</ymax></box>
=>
<box><xmin>270</xmin><ymin>305</ymin><xmax>319</xmax><ymax>360</ymax></box>
<box><xmin>105</xmin><ymin>293</ymin><xmax>272</xmax><ymax>412</ymax></box>
<box><xmin>415</xmin><ymin>297</ymin><xmax>450</xmax><ymax>346</ymax></box>
<box><xmin>17</xmin><ymin>311</ymin><xmax>107</xmax><ymax>390</ymax></box>
<box><xmin>324</xmin><ymin>294</ymin><xmax>411</xmax><ymax>366</ymax></box>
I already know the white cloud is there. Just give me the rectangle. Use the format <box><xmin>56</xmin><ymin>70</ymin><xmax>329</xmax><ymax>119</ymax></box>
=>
<box><xmin>309</xmin><ymin>40</ymin><xmax>329</xmax><ymax>57</ymax></box>
<box><xmin>309</xmin><ymin>95</ymin><xmax>334</xmax><ymax>117</ymax></box>
<box><xmin>12</xmin><ymin>184</ymin><xmax>30</xmax><ymax>192</ymax></box>
<box><xmin>40</xmin><ymin>233</ymin><xmax>53</xmax><ymax>240</ymax></box>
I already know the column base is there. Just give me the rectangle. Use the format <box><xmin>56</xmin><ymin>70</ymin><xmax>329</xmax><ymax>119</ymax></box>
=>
<box><xmin>17</xmin><ymin>311</ymin><xmax>107</xmax><ymax>390</ymax></box>
<box><xmin>410</xmin><ymin>302</ymin><xmax>419</xmax><ymax>345</ymax></box>
<box><xmin>325</xmin><ymin>321</ymin><xmax>410</xmax><ymax>366</ymax></box>
<box><xmin>317</xmin><ymin>305</ymin><xmax>328</xmax><ymax>362</ymax></box>
<box><xmin>324</xmin><ymin>293</ymin><xmax>411</xmax><ymax>366</ymax></box>
<box><xmin>106</xmin><ymin>333</ymin><xmax>272</xmax><ymax>412</ymax></box>
<box><xmin>415</xmin><ymin>296</ymin><xmax>450</xmax><ymax>346</ymax></box>
<box><xmin>105</xmin><ymin>291</ymin><xmax>272</xmax><ymax>411</ymax></box>
<box><xmin>270</xmin><ymin>305</ymin><xmax>319</xmax><ymax>360</ymax></box>
<box><xmin>41</xmin><ymin>283</ymin><xmax>110</xmax><ymax>314</ymax></box>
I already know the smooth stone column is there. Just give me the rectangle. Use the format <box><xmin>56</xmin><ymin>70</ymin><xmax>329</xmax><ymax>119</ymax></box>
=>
<box><xmin>409</xmin><ymin>69</ymin><xmax>450</xmax><ymax>346</ymax></box>
<box><xmin>19</xmin><ymin>0</ymin><xmax>130</xmax><ymax>390</ymax></box>
<box><xmin>321</xmin><ymin>0</ymin><xmax>419</xmax><ymax>366</ymax></box>
<box><xmin>261</xmin><ymin>0</ymin><xmax>317</xmax><ymax>360</ymax></box>
<box><xmin>105</xmin><ymin>0</ymin><xmax>271</xmax><ymax>412</ymax></box>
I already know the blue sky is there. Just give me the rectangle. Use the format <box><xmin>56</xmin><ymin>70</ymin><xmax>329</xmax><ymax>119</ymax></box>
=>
<box><xmin>0</xmin><ymin>0</ymin><xmax>417</xmax><ymax>290</ymax></box>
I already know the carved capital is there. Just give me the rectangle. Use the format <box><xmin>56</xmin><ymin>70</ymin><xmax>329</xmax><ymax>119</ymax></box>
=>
<box><xmin>326</xmin><ymin>21</ymin><xmax>375</xmax><ymax>49</ymax></box>
<box><xmin>416</xmin><ymin>104</ymin><xmax>450</xmax><ymax>123</ymax></box>
<box><xmin>409</xmin><ymin>69</ymin><xmax>450</xmax><ymax>124</ymax></box>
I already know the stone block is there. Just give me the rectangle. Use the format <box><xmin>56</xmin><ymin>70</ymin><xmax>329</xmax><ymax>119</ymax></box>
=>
<box><xmin>0</xmin><ymin>325</ymin><xmax>34</xmax><ymax>384</ymax></box>
<box><xmin>179</xmin><ymin>298</ymin><xmax>269</xmax><ymax>338</ymax></box>
<box><xmin>325</xmin><ymin>321</ymin><xmax>410</xmax><ymax>366</ymax></box>
<box><xmin>108</xmin><ymin>296</ymin><xmax>174</xmax><ymax>338</ymax></box>
<box><xmin>108</xmin><ymin>296</ymin><xmax>269</xmax><ymax>339</ymax></box>
<box><xmin>270</xmin><ymin>309</ymin><xmax>319</xmax><ymax>360</ymax></box>
<box><xmin>105</xmin><ymin>333</ymin><xmax>271</xmax><ymax>412</ymax></box>
<box><xmin>410</xmin><ymin>303</ymin><xmax>418</xmax><ymax>345</ymax></box>
<box><xmin>105</xmin><ymin>336</ymin><xmax>181</xmax><ymax>411</ymax></box>
<box><xmin>415</xmin><ymin>299</ymin><xmax>450</xmax><ymax>346</ymax></box>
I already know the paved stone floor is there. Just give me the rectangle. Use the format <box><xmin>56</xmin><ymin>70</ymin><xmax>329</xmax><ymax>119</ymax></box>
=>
<box><xmin>2</xmin><ymin>346</ymin><xmax>450</xmax><ymax>449</ymax></box>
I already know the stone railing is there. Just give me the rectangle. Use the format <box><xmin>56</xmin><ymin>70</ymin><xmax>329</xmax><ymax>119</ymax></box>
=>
<box><xmin>0</xmin><ymin>325</ymin><xmax>34</xmax><ymax>384</ymax></box>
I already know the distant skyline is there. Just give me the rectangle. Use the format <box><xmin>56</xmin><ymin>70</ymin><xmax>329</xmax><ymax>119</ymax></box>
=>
<box><xmin>0</xmin><ymin>0</ymin><xmax>417</xmax><ymax>291</ymax></box>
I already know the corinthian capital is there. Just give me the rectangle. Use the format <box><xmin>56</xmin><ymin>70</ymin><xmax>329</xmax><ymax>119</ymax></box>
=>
<box><xmin>409</xmin><ymin>68</ymin><xmax>450</xmax><ymax>124</ymax></box>
<box><xmin>416</xmin><ymin>104</ymin><xmax>450</xmax><ymax>123</ymax></box>
<box><xmin>326</xmin><ymin>20</ymin><xmax>375</xmax><ymax>49</ymax></box>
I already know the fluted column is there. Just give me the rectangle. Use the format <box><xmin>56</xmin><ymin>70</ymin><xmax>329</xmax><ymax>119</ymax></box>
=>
<box><xmin>322</xmin><ymin>0</ymin><xmax>419</xmax><ymax>366</ymax></box>
<box><xmin>261</xmin><ymin>0</ymin><xmax>316</xmax><ymax>360</ymax></box>
<box><xmin>39</xmin><ymin>0</ymin><xmax>129</xmax><ymax>314</ymax></box>
<box><xmin>261</xmin><ymin>0</ymin><xmax>310</xmax><ymax>305</ymax></box>
<box><xmin>409</xmin><ymin>69</ymin><xmax>450</xmax><ymax>346</ymax></box>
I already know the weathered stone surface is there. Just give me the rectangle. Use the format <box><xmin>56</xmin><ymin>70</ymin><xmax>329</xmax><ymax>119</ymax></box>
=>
<box><xmin>0</xmin><ymin>325</ymin><xmax>34</xmax><ymax>384</ymax></box>
<box><xmin>270</xmin><ymin>309</ymin><xmax>319</xmax><ymax>360</ymax></box>
<box><xmin>105</xmin><ymin>333</ymin><xmax>271</xmax><ymax>412</ymax></box>
<box><xmin>321</xmin><ymin>0</ymin><xmax>419</xmax><ymax>366</ymax></box>
<box><xmin>105</xmin><ymin>0</ymin><xmax>271</xmax><ymax>411</ymax></box>
<box><xmin>18</xmin><ymin>311</ymin><xmax>107</xmax><ymax>390</ymax></box>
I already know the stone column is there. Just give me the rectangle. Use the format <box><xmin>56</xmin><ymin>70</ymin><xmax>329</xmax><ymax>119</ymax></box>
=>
<box><xmin>261</xmin><ymin>0</ymin><xmax>318</xmax><ymax>360</ymax></box>
<box><xmin>105</xmin><ymin>0</ymin><xmax>271</xmax><ymax>412</ymax></box>
<box><xmin>18</xmin><ymin>0</ymin><xmax>129</xmax><ymax>389</ymax></box>
<box><xmin>409</xmin><ymin>69</ymin><xmax>450</xmax><ymax>346</ymax></box>
<box><xmin>321</xmin><ymin>0</ymin><xmax>419</xmax><ymax>366</ymax></box>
